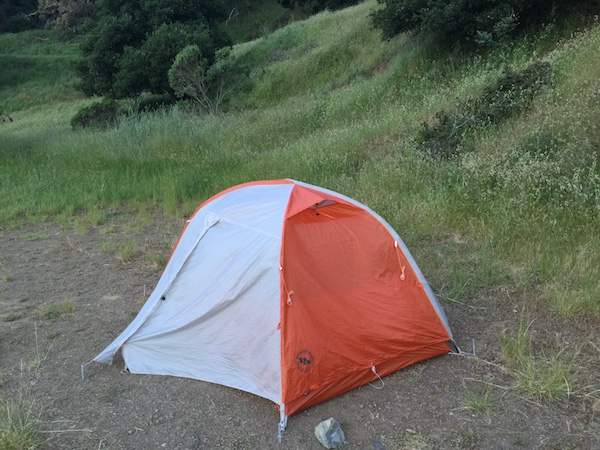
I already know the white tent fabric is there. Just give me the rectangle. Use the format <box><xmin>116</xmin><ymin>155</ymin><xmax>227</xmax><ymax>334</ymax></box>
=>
<box><xmin>94</xmin><ymin>183</ymin><xmax>295</xmax><ymax>402</ymax></box>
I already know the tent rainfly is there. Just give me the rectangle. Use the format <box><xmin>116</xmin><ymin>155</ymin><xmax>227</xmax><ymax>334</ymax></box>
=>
<box><xmin>90</xmin><ymin>179</ymin><xmax>456</xmax><ymax>440</ymax></box>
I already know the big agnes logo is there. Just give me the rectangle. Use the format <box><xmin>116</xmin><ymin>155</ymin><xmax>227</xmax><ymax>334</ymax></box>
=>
<box><xmin>295</xmin><ymin>350</ymin><xmax>314</xmax><ymax>373</ymax></box>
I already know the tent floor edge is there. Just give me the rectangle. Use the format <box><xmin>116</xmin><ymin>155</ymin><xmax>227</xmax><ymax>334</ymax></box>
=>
<box><xmin>284</xmin><ymin>341</ymin><xmax>452</xmax><ymax>417</ymax></box>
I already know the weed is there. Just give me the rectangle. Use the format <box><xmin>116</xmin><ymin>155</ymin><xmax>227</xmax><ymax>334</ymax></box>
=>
<box><xmin>37</xmin><ymin>298</ymin><xmax>75</xmax><ymax>321</ymax></box>
<box><xmin>513</xmin><ymin>435</ymin><xmax>526</xmax><ymax>447</ymax></box>
<box><xmin>118</xmin><ymin>242</ymin><xmax>138</xmax><ymax>262</ymax></box>
<box><xmin>147</xmin><ymin>251</ymin><xmax>167</xmax><ymax>270</ymax></box>
<box><xmin>392</xmin><ymin>428</ymin><xmax>438</xmax><ymax>449</ymax></box>
<box><xmin>501</xmin><ymin>319</ymin><xmax>574</xmax><ymax>401</ymax></box>
<box><xmin>29</xmin><ymin>322</ymin><xmax>52</xmax><ymax>371</ymax></box>
<box><xmin>99</xmin><ymin>241</ymin><xmax>115</xmax><ymax>253</ymax></box>
<box><xmin>100</xmin><ymin>224</ymin><xmax>116</xmax><ymax>234</ymax></box>
<box><xmin>4</xmin><ymin>312</ymin><xmax>21</xmax><ymax>322</ymax></box>
<box><xmin>74</xmin><ymin>221</ymin><xmax>87</xmax><ymax>235</ymax></box>
<box><xmin>463</xmin><ymin>390</ymin><xmax>492</xmax><ymax>414</ymax></box>
<box><xmin>24</xmin><ymin>233</ymin><xmax>48</xmax><ymax>241</ymax></box>
<box><xmin>0</xmin><ymin>389</ymin><xmax>44</xmax><ymax>449</ymax></box>
<box><xmin>2</xmin><ymin>272</ymin><xmax>11</xmax><ymax>283</ymax></box>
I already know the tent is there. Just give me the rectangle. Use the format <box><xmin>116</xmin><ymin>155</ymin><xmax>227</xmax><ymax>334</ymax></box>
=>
<box><xmin>92</xmin><ymin>179</ymin><xmax>455</xmax><ymax>438</ymax></box>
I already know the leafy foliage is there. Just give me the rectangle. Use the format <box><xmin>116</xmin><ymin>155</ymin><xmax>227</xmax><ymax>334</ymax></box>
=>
<box><xmin>76</xmin><ymin>0</ymin><xmax>231</xmax><ymax>98</ymax></box>
<box><xmin>278</xmin><ymin>0</ymin><xmax>361</xmax><ymax>14</ymax></box>
<box><xmin>168</xmin><ymin>45</ymin><xmax>220</xmax><ymax>114</ymax></box>
<box><xmin>372</xmin><ymin>0</ymin><xmax>600</xmax><ymax>49</ymax></box>
<box><xmin>0</xmin><ymin>0</ymin><xmax>37</xmax><ymax>31</ymax></box>
<box><xmin>418</xmin><ymin>61</ymin><xmax>552</xmax><ymax>159</ymax></box>
<box><xmin>70</xmin><ymin>99</ymin><xmax>119</xmax><ymax>129</ymax></box>
<box><xmin>34</xmin><ymin>0</ymin><xmax>96</xmax><ymax>29</ymax></box>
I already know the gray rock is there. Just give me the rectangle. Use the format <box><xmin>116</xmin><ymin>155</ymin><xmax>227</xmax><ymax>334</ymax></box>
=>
<box><xmin>314</xmin><ymin>417</ymin><xmax>345</xmax><ymax>449</ymax></box>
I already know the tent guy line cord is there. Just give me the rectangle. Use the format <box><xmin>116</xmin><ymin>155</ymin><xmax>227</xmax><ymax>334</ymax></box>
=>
<box><xmin>448</xmin><ymin>339</ymin><xmax>513</xmax><ymax>373</ymax></box>
<box><xmin>368</xmin><ymin>365</ymin><xmax>385</xmax><ymax>390</ymax></box>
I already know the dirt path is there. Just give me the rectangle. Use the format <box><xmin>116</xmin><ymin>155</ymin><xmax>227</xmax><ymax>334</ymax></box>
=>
<box><xmin>1</xmin><ymin>219</ymin><xmax>598</xmax><ymax>449</ymax></box>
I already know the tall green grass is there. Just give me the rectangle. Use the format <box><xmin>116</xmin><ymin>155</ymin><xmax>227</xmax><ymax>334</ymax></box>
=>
<box><xmin>1</xmin><ymin>0</ymin><xmax>599</xmax><ymax>321</ymax></box>
<box><xmin>0</xmin><ymin>29</ymin><xmax>83</xmax><ymax>114</ymax></box>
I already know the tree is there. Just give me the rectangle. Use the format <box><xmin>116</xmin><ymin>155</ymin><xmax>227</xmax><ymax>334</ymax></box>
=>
<box><xmin>76</xmin><ymin>0</ymin><xmax>231</xmax><ymax>99</ymax></box>
<box><xmin>0</xmin><ymin>0</ymin><xmax>37</xmax><ymax>31</ymax></box>
<box><xmin>372</xmin><ymin>0</ymin><xmax>600</xmax><ymax>50</ymax></box>
<box><xmin>168</xmin><ymin>44</ymin><xmax>232</xmax><ymax>115</ymax></box>
<box><xmin>279</xmin><ymin>0</ymin><xmax>361</xmax><ymax>15</ymax></box>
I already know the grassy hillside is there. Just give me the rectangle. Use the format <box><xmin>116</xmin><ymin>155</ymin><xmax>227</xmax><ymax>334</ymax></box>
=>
<box><xmin>1</xmin><ymin>0</ymin><xmax>599</xmax><ymax>405</ymax></box>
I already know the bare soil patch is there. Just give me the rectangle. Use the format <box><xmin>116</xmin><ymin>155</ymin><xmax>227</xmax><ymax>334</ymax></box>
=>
<box><xmin>1</xmin><ymin>218</ymin><xmax>599</xmax><ymax>449</ymax></box>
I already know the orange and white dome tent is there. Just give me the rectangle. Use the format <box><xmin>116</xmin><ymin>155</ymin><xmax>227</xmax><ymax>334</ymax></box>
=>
<box><xmin>92</xmin><ymin>179</ymin><xmax>455</xmax><ymax>439</ymax></box>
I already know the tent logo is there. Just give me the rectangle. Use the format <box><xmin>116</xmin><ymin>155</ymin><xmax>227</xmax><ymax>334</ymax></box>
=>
<box><xmin>296</xmin><ymin>350</ymin><xmax>314</xmax><ymax>373</ymax></box>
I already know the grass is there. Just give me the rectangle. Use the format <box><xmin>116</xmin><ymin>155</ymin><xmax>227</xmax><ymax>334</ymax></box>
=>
<box><xmin>0</xmin><ymin>390</ymin><xmax>44</xmax><ymax>450</ymax></box>
<box><xmin>0</xmin><ymin>28</ymin><xmax>83</xmax><ymax>115</ymax></box>
<box><xmin>463</xmin><ymin>390</ymin><xmax>492</xmax><ymax>415</ymax></box>
<box><xmin>37</xmin><ymin>298</ymin><xmax>75</xmax><ymax>320</ymax></box>
<box><xmin>4</xmin><ymin>312</ymin><xmax>21</xmax><ymax>322</ymax></box>
<box><xmin>501</xmin><ymin>319</ymin><xmax>574</xmax><ymax>402</ymax></box>
<box><xmin>147</xmin><ymin>251</ymin><xmax>167</xmax><ymax>270</ymax></box>
<box><xmin>117</xmin><ymin>242</ymin><xmax>138</xmax><ymax>263</ymax></box>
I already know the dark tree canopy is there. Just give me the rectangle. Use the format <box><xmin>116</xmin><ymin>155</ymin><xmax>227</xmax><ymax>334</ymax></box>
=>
<box><xmin>76</xmin><ymin>0</ymin><xmax>231</xmax><ymax>98</ymax></box>
<box><xmin>0</xmin><ymin>0</ymin><xmax>38</xmax><ymax>31</ymax></box>
<box><xmin>278</xmin><ymin>0</ymin><xmax>362</xmax><ymax>15</ymax></box>
<box><xmin>372</xmin><ymin>0</ymin><xmax>600</xmax><ymax>49</ymax></box>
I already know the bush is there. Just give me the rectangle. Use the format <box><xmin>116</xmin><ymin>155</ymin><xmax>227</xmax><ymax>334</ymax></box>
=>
<box><xmin>418</xmin><ymin>61</ymin><xmax>553</xmax><ymax>159</ymax></box>
<box><xmin>134</xmin><ymin>93</ymin><xmax>173</xmax><ymax>113</ymax></box>
<box><xmin>372</xmin><ymin>0</ymin><xmax>600</xmax><ymax>50</ymax></box>
<box><xmin>279</xmin><ymin>0</ymin><xmax>361</xmax><ymax>14</ymax></box>
<box><xmin>70</xmin><ymin>99</ymin><xmax>118</xmax><ymax>129</ymax></box>
<box><xmin>75</xmin><ymin>0</ymin><xmax>231</xmax><ymax>99</ymax></box>
<box><xmin>168</xmin><ymin>45</ymin><xmax>236</xmax><ymax>114</ymax></box>
<box><xmin>0</xmin><ymin>14</ymin><xmax>36</xmax><ymax>32</ymax></box>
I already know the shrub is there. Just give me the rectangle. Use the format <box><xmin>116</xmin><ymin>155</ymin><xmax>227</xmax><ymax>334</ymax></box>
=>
<box><xmin>0</xmin><ymin>14</ymin><xmax>36</xmax><ymax>32</ymax></box>
<box><xmin>418</xmin><ymin>61</ymin><xmax>553</xmax><ymax>159</ymax></box>
<box><xmin>279</xmin><ymin>0</ymin><xmax>361</xmax><ymax>14</ymax></box>
<box><xmin>135</xmin><ymin>93</ymin><xmax>173</xmax><ymax>113</ymax></box>
<box><xmin>70</xmin><ymin>99</ymin><xmax>119</xmax><ymax>129</ymax></box>
<box><xmin>168</xmin><ymin>45</ymin><xmax>235</xmax><ymax>114</ymax></box>
<box><xmin>372</xmin><ymin>0</ymin><xmax>600</xmax><ymax>50</ymax></box>
<box><xmin>75</xmin><ymin>0</ymin><xmax>231</xmax><ymax>99</ymax></box>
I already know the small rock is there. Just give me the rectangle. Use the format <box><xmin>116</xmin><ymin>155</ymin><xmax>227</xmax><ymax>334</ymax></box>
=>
<box><xmin>314</xmin><ymin>417</ymin><xmax>345</xmax><ymax>449</ymax></box>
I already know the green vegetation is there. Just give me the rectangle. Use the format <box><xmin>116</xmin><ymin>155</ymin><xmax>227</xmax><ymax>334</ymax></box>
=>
<box><xmin>118</xmin><ymin>242</ymin><xmax>138</xmax><ymax>263</ymax></box>
<box><xmin>75</xmin><ymin>0</ymin><xmax>231</xmax><ymax>99</ymax></box>
<box><xmin>501</xmin><ymin>320</ymin><xmax>574</xmax><ymax>401</ymax></box>
<box><xmin>0</xmin><ymin>28</ymin><xmax>84</xmax><ymax>114</ymax></box>
<box><xmin>464</xmin><ymin>389</ymin><xmax>492</xmax><ymax>415</ymax></box>
<box><xmin>147</xmin><ymin>251</ymin><xmax>168</xmax><ymax>270</ymax></box>
<box><xmin>372</xmin><ymin>0</ymin><xmax>599</xmax><ymax>49</ymax></box>
<box><xmin>0</xmin><ymin>390</ymin><xmax>44</xmax><ymax>450</ymax></box>
<box><xmin>3</xmin><ymin>312</ymin><xmax>21</xmax><ymax>322</ymax></box>
<box><xmin>37</xmin><ymin>299</ymin><xmax>76</xmax><ymax>320</ymax></box>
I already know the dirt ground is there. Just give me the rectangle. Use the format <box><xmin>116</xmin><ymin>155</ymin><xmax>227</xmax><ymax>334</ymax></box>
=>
<box><xmin>1</xmin><ymin>217</ymin><xmax>599</xmax><ymax>449</ymax></box>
